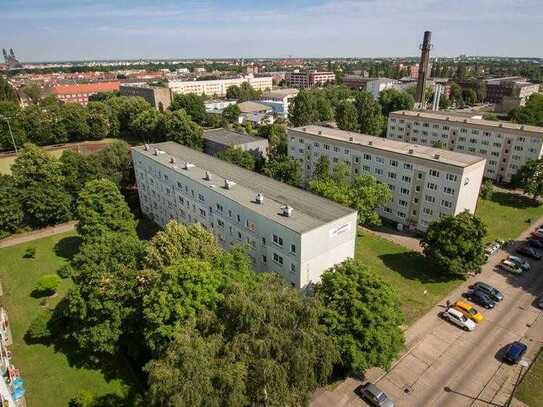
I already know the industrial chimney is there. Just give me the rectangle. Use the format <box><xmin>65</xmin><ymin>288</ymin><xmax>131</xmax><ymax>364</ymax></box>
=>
<box><xmin>415</xmin><ymin>31</ymin><xmax>432</xmax><ymax>109</ymax></box>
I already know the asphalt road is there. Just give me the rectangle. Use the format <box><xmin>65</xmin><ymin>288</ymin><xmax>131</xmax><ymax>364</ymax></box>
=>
<box><xmin>372</xmin><ymin>237</ymin><xmax>543</xmax><ymax>407</ymax></box>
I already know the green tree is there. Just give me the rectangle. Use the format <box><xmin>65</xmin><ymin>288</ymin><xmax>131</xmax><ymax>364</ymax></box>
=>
<box><xmin>316</xmin><ymin>259</ymin><xmax>404</xmax><ymax>374</ymax></box>
<box><xmin>130</xmin><ymin>109</ymin><xmax>169</xmax><ymax>142</ymax></box>
<box><xmin>314</xmin><ymin>155</ymin><xmax>331</xmax><ymax>180</ymax></box>
<box><xmin>60</xmin><ymin>103</ymin><xmax>90</xmax><ymax>141</ymax></box>
<box><xmin>11</xmin><ymin>143</ymin><xmax>64</xmax><ymax>188</ymax></box>
<box><xmin>222</xmin><ymin>104</ymin><xmax>241</xmax><ymax>124</ymax></box>
<box><xmin>315</xmin><ymin>96</ymin><xmax>334</xmax><ymax>121</ymax></box>
<box><xmin>258</xmin><ymin>123</ymin><xmax>287</xmax><ymax>159</ymax></box>
<box><xmin>170</xmin><ymin>94</ymin><xmax>207</xmax><ymax>125</ymax></box>
<box><xmin>0</xmin><ymin>101</ymin><xmax>26</xmax><ymax>150</ymax></box>
<box><xmin>421</xmin><ymin>211</ymin><xmax>487</xmax><ymax>276</ymax></box>
<box><xmin>0</xmin><ymin>77</ymin><xmax>18</xmax><ymax>102</ymax></box>
<box><xmin>22</xmin><ymin>104</ymin><xmax>67</xmax><ymax>145</ymax></box>
<box><xmin>449</xmin><ymin>82</ymin><xmax>464</xmax><ymax>106</ymax></box>
<box><xmin>22</xmin><ymin>183</ymin><xmax>72</xmax><ymax>227</ymax></box>
<box><xmin>263</xmin><ymin>157</ymin><xmax>301</xmax><ymax>186</ymax></box>
<box><xmin>378</xmin><ymin>88</ymin><xmax>415</xmax><ymax>116</ymax></box>
<box><xmin>479</xmin><ymin>179</ymin><xmax>494</xmax><ymax>200</ymax></box>
<box><xmin>288</xmin><ymin>90</ymin><xmax>318</xmax><ymax>127</ymax></box>
<box><xmin>86</xmin><ymin>101</ymin><xmax>112</xmax><ymax>139</ymax></box>
<box><xmin>0</xmin><ymin>175</ymin><xmax>23</xmax><ymax>238</ymax></box>
<box><xmin>226</xmin><ymin>85</ymin><xmax>241</xmax><ymax>100</ymax></box>
<box><xmin>21</xmin><ymin>83</ymin><xmax>42</xmax><ymax>104</ymax></box>
<box><xmin>34</xmin><ymin>274</ymin><xmax>62</xmax><ymax>296</ymax></box>
<box><xmin>511</xmin><ymin>158</ymin><xmax>543</xmax><ymax>200</ymax></box>
<box><xmin>76</xmin><ymin>179</ymin><xmax>136</xmax><ymax>240</ymax></box>
<box><xmin>218</xmin><ymin>147</ymin><xmax>256</xmax><ymax>170</ymax></box>
<box><xmin>335</xmin><ymin>101</ymin><xmax>358</xmax><ymax>131</ymax></box>
<box><xmin>166</xmin><ymin>109</ymin><xmax>204</xmax><ymax>150</ymax></box>
<box><xmin>90</xmin><ymin>140</ymin><xmax>133</xmax><ymax>190</ymax></box>
<box><xmin>462</xmin><ymin>89</ymin><xmax>477</xmax><ymax>106</ymax></box>
<box><xmin>59</xmin><ymin>150</ymin><xmax>99</xmax><ymax>201</ymax></box>
<box><xmin>354</xmin><ymin>91</ymin><xmax>385</xmax><ymax>136</ymax></box>
<box><xmin>509</xmin><ymin>94</ymin><xmax>543</xmax><ymax>126</ymax></box>
<box><xmin>106</xmin><ymin>96</ymin><xmax>152</xmax><ymax>138</ymax></box>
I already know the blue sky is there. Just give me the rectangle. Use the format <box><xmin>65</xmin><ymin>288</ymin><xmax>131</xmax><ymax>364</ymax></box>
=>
<box><xmin>1</xmin><ymin>0</ymin><xmax>542</xmax><ymax>61</ymax></box>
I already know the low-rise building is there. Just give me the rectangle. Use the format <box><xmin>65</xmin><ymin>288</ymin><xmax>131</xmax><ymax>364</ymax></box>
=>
<box><xmin>260</xmin><ymin>88</ymin><xmax>299</xmax><ymax>118</ymax></box>
<box><xmin>342</xmin><ymin>76</ymin><xmax>402</xmax><ymax>98</ymax></box>
<box><xmin>203</xmin><ymin>128</ymin><xmax>268</xmax><ymax>158</ymax></box>
<box><xmin>132</xmin><ymin>142</ymin><xmax>357</xmax><ymax>288</ymax></box>
<box><xmin>51</xmin><ymin>81</ymin><xmax>120</xmax><ymax>105</ymax></box>
<box><xmin>387</xmin><ymin>110</ymin><xmax>543</xmax><ymax>183</ymax></box>
<box><xmin>168</xmin><ymin>75</ymin><xmax>272</xmax><ymax>97</ymax></box>
<box><xmin>288</xmin><ymin>125</ymin><xmax>485</xmax><ymax>232</ymax></box>
<box><xmin>119</xmin><ymin>83</ymin><xmax>172</xmax><ymax>110</ymax></box>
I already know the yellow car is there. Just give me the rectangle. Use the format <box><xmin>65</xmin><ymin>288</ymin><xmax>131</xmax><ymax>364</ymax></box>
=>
<box><xmin>453</xmin><ymin>300</ymin><xmax>484</xmax><ymax>323</ymax></box>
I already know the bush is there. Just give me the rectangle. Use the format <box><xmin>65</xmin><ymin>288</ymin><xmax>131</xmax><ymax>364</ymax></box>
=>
<box><xmin>69</xmin><ymin>390</ymin><xmax>95</xmax><ymax>407</ymax></box>
<box><xmin>57</xmin><ymin>264</ymin><xmax>73</xmax><ymax>279</ymax></box>
<box><xmin>26</xmin><ymin>311</ymin><xmax>51</xmax><ymax>341</ymax></box>
<box><xmin>34</xmin><ymin>274</ymin><xmax>62</xmax><ymax>296</ymax></box>
<box><xmin>24</xmin><ymin>247</ymin><xmax>36</xmax><ymax>259</ymax></box>
<box><xmin>480</xmin><ymin>179</ymin><xmax>494</xmax><ymax>200</ymax></box>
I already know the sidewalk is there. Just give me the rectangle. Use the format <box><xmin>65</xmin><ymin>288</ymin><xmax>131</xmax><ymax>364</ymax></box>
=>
<box><xmin>0</xmin><ymin>222</ymin><xmax>77</xmax><ymax>249</ymax></box>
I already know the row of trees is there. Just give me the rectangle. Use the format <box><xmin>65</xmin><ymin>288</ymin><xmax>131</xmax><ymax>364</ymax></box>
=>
<box><xmin>0</xmin><ymin>142</ymin><xmax>131</xmax><ymax>238</ymax></box>
<box><xmin>47</xmin><ymin>179</ymin><xmax>404</xmax><ymax>405</ymax></box>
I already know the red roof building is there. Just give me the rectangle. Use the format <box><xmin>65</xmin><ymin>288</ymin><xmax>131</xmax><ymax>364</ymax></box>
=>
<box><xmin>52</xmin><ymin>81</ymin><xmax>120</xmax><ymax>105</ymax></box>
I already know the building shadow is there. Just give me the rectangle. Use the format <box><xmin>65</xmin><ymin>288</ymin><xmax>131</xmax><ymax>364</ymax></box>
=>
<box><xmin>489</xmin><ymin>191</ymin><xmax>540</xmax><ymax>210</ymax></box>
<box><xmin>443</xmin><ymin>386</ymin><xmax>502</xmax><ymax>407</ymax></box>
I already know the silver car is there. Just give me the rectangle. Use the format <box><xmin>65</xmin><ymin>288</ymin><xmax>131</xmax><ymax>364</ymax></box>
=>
<box><xmin>357</xmin><ymin>382</ymin><xmax>394</xmax><ymax>407</ymax></box>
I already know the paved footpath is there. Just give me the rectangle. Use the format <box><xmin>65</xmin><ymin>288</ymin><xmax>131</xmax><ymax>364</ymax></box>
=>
<box><xmin>0</xmin><ymin>221</ymin><xmax>77</xmax><ymax>249</ymax></box>
<box><xmin>312</xmin><ymin>217</ymin><xmax>543</xmax><ymax>407</ymax></box>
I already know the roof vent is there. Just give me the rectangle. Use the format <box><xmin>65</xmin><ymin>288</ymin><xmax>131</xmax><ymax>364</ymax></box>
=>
<box><xmin>205</xmin><ymin>171</ymin><xmax>212</xmax><ymax>181</ymax></box>
<box><xmin>224</xmin><ymin>179</ymin><xmax>236</xmax><ymax>190</ymax></box>
<box><xmin>318</xmin><ymin>130</ymin><xmax>323</xmax><ymax>135</ymax></box>
<box><xmin>256</xmin><ymin>193</ymin><xmax>264</xmax><ymax>204</ymax></box>
<box><xmin>434</xmin><ymin>154</ymin><xmax>440</xmax><ymax>159</ymax></box>
<box><xmin>499</xmin><ymin>123</ymin><xmax>503</xmax><ymax>127</ymax></box>
<box><xmin>184</xmin><ymin>161</ymin><xmax>195</xmax><ymax>170</ymax></box>
<box><xmin>302</xmin><ymin>127</ymin><xmax>307</xmax><ymax>131</ymax></box>
<box><xmin>169</xmin><ymin>157</ymin><xmax>176</xmax><ymax>164</ymax></box>
<box><xmin>368</xmin><ymin>140</ymin><xmax>373</xmax><ymax>146</ymax></box>
<box><xmin>520</xmin><ymin>125</ymin><xmax>525</xmax><ymax>130</ymax></box>
<box><xmin>402</xmin><ymin>111</ymin><xmax>406</xmax><ymax>115</ymax></box>
<box><xmin>349</xmin><ymin>137</ymin><xmax>353</xmax><ymax>142</ymax></box>
<box><xmin>281</xmin><ymin>205</ymin><xmax>293</xmax><ymax>217</ymax></box>
<box><xmin>408</xmin><ymin>149</ymin><xmax>414</xmax><ymax>154</ymax></box>
<box><xmin>153</xmin><ymin>148</ymin><xmax>159</xmax><ymax>156</ymax></box>
<box><xmin>144</xmin><ymin>144</ymin><xmax>150</xmax><ymax>151</ymax></box>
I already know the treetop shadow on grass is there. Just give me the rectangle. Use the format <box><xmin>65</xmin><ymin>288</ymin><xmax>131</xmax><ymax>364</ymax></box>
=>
<box><xmin>487</xmin><ymin>191</ymin><xmax>541</xmax><ymax>210</ymax></box>
<box><xmin>54</xmin><ymin>235</ymin><xmax>82</xmax><ymax>260</ymax></box>
<box><xmin>378</xmin><ymin>251</ymin><xmax>464</xmax><ymax>284</ymax></box>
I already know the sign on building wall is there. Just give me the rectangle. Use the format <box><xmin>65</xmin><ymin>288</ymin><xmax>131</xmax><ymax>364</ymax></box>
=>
<box><xmin>329</xmin><ymin>223</ymin><xmax>352</xmax><ymax>238</ymax></box>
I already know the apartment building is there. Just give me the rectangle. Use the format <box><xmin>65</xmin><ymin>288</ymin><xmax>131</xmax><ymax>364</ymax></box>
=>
<box><xmin>286</xmin><ymin>71</ymin><xmax>336</xmax><ymax>88</ymax></box>
<box><xmin>132</xmin><ymin>142</ymin><xmax>357</xmax><ymax>289</ymax></box>
<box><xmin>51</xmin><ymin>81</ymin><xmax>120</xmax><ymax>105</ymax></box>
<box><xmin>342</xmin><ymin>76</ymin><xmax>400</xmax><ymax>98</ymax></box>
<box><xmin>288</xmin><ymin>126</ymin><xmax>485</xmax><ymax>232</ymax></box>
<box><xmin>260</xmin><ymin>88</ymin><xmax>299</xmax><ymax>118</ymax></box>
<box><xmin>387</xmin><ymin>111</ymin><xmax>543</xmax><ymax>183</ymax></box>
<box><xmin>119</xmin><ymin>83</ymin><xmax>172</xmax><ymax>110</ymax></box>
<box><xmin>168</xmin><ymin>75</ymin><xmax>272</xmax><ymax>97</ymax></box>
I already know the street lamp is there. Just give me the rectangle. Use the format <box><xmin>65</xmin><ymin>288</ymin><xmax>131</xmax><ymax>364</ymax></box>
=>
<box><xmin>0</xmin><ymin>114</ymin><xmax>18</xmax><ymax>154</ymax></box>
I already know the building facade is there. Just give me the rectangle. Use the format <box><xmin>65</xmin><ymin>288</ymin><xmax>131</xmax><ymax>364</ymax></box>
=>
<box><xmin>51</xmin><ymin>81</ymin><xmax>120</xmax><ymax>105</ymax></box>
<box><xmin>288</xmin><ymin>126</ymin><xmax>485</xmax><ymax>232</ymax></box>
<box><xmin>168</xmin><ymin>75</ymin><xmax>272</xmax><ymax>97</ymax></box>
<box><xmin>132</xmin><ymin>142</ymin><xmax>357</xmax><ymax>289</ymax></box>
<box><xmin>119</xmin><ymin>83</ymin><xmax>172</xmax><ymax>110</ymax></box>
<box><xmin>285</xmin><ymin>71</ymin><xmax>335</xmax><ymax>88</ymax></box>
<box><xmin>260</xmin><ymin>88</ymin><xmax>299</xmax><ymax>118</ymax></box>
<box><xmin>387</xmin><ymin>110</ymin><xmax>543</xmax><ymax>183</ymax></box>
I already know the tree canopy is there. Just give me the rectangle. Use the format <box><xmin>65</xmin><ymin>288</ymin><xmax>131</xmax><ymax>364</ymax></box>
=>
<box><xmin>354</xmin><ymin>91</ymin><xmax>386</xmax><ymax>136</ymax></box>
<box><xmin>378</xmin><ymin>88</ymin><xmax>415</xmax><ymax>117</ymax></box>
<box><xmin>511</xmin><ymin>158</ymin><xmax>543</xmax><ymax>200</ymax></box>
<box><xmin>218</xmin><ymin>147</ymin><xmax>256</xmax><ymax>170</ymax></box>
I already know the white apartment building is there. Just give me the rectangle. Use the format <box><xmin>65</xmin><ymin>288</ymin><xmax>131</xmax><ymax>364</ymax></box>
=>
<box><xmin>387</xmin><ymin>111</ymin><xmax>543</xmax><ymax>183</ymax></box>
<box><xmin>168</xmin><ymin>75</ymin><xmax>273</xmax><ymax>97</ymax></box>
<box><xmin>286</xmin><ymin>71</ymin><xmax>336</xmax><ymax>88</ymax></box>
<box><xmin>132</xmin><ymin>142</ymin><xmax>357</xmax><ymax>289</ymax></box>
<box><xmin>288</xmin><ymin>126</ymin><xmax>486</xmax><ymax>232</ymax></box>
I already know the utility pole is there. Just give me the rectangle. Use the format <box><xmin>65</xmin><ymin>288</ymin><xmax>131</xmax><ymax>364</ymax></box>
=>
<box><xmin>0</xmin><ymin>115</ymin><xmax>18</xmax><ymax>154</ymax></box>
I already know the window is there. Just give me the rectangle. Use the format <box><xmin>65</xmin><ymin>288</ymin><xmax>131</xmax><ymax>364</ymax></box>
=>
<box><xmin>423</xmin><ymin>207</ymin><xmax>433</xmax><ymax>215</ymax></box>
<box><xmin>429</xmin><ymin>169</ymin><xmax>440</xmax><ymax>177</ymax></box>
<box><xmin>390</xmin><ymin>160</ymin><xmax>398</xmax><ymax>167</ymax></box>
<box><xmin>262</xmin><ymin>237</ymin><xmax>266</xmax><ymax>245</ymax></box>
<box><xmin>443</xmin><ymin>187</ymin><xmax>455</xmax><ymax>195</ymax></box>
<box><xmin>427</xmin><ymin>182</ymin><xmax>437</xmax><ymax>190</ymax></box>
<box><xmin>401</xmin><ymin>175</ymin><xmax>411</xmax><ymax>183</ymax></box>
<box><xmin>273</xmin><ymin>253</ymin><xmax>284</xmax><ymax>265</ymax></box>
<box><xmin>217</xmin><ymin>219</ymin><xmax>225</xmax><ymax>228</ymax></box>
<box><xmin>262</xmin><ymin>255</ymin><xmax>267</xmax><ymax>263</ymax></box>
<box><xmin>237</xmin><ymin>231</ymin><xmax>242</xmax><ymax>240</ymax></box>
<box><xmin>198</xmin><ymin>193</ymin><xmax>205</xmax><ymax>202</ymax></box>
<box><xmin>403</xmin><ymin>163</ymin><xmax>413</xmax><ymax>170</ymax></box>
<box><xmin>388</xmin><ymin>172</ymin><xmax>397</xmax><ymax>179</ymax></box>
<box><xmin>363</xmin><ymin>154</ymin><xmax>372</xmax><ymax>160</ymax></box>
<box><xmin>199</xmin><ymin>208</ymin><xmax>206</xmax><ymax>217</ymax></box>
<box><xmin>425</xmin><ymin>195</ymin><xmax>436</xmax><ymax>203</ymax></box>
<box><xmin>290</xmin><ymin>264</ymin><xmax>296</xmax><ymax>273</ymax></box>
<box><xmin>441</xmin><ymin>200</ymin><xmax>452</xmax><ymax>208</ymax></box>
<box><xmin>216</xmin><ymin>203</ymin><xmax>224</xmax><ymax>212</ymax></box>
<box><xmin>273</xmin><ymin>234</ymin><xmax>284</xmax><ymax>247</ymax></box>
<box><xmin>398</xmin><ymin>199</ymin><xmax>408</xmax><ymax>207</ymax></box>
<box><xmin>237</xmin><ymin>214</ymin><xmax>241</xmax><ymax>223</ymax></box>
<box><xmin>375</xmin><ymin>168</ymin><xmax>383</xmax><ymax>176</ymax></box>
<box><xmin>290</xmin><ymin>244</ymin><xmax>296</xmax><ymax>254</ymax></box>
<box><xmin>400</xmin><ymin>188</ymin><xmax>410</xmax><ymax>195</ymax></box>
<box><xmin>376</xmin><ymin>157</ymin><xmax>385</xmax><ymax>164</ymax></box>
<box><xmin>446</xmin><ymin>173</ymin><xmax>458</xmax><ymax>182</ymax></box>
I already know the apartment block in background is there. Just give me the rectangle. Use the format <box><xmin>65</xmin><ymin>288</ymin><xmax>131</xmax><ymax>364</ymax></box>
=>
<box><xmin>119</xmin><ymin>83</ymin><xmax>172</xmax><ymax>110</ymax></box>
<box><xmin>51</xmin><ymin>81</ymin><xmax>120</xmax><ymax>105</ymax></box>
<box><xmin>387</xmin><ymin>110</ymin><xmax>543</xmax><ymax>183</ymax></box>
<box><xmin>168</xmin><ymin>74</ymin><xmax>272</xmax><ymax>97</ymax></box>
<box><xmin>286</xmin><ymin>71</ymin><xmax>336</xmax><ymax>88</ymax></box>
<box><xmin>288</xmin><ymin>125</ymin><xmax>485</xmax><ymax>232</ymax></box>
<box><xmin>132</xmin><ymin>142</ymin><xmax>357</xmax><ymax>289</ymax></box>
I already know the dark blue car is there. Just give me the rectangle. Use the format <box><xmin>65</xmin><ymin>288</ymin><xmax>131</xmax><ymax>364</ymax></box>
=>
<box><xmin>504</xmin><ymin>341</ymin><xmax>527</xmax><ymax>364</ymax></box>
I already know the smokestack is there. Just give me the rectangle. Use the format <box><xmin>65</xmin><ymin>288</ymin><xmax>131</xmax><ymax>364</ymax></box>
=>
<box><xmin>416</xmin><ymin>31</ymin><xmax>432</xmax><ymax>109</ymax></box>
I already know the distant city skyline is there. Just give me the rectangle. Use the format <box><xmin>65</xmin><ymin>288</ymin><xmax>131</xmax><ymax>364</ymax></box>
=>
<box><xmin>2</xmin><ymin>0</ymin><xmax>543</xmax><ymax>62</ymax></box>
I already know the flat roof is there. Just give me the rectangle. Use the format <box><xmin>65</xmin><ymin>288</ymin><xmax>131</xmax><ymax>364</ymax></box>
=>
<box><xmin>262</xmin><ymin>88</ymin><xmax>299</xmax><ymax>98</ymax></box>
<box><xmin>289</xmin><ymin>125</ymin><xmax>485</xmax><ymax>168</ymax></box>
<box><xmin>391</xmin><ymin>110</ymin><xmax>543</xmax><ymax>135</ymax></box>
<box><xmin>133</xmin><ymin>142</ymin><xmax>355</xmax><ymax>234</ymax></box>
<box><xmin>203</xmin><ymin>128</ymin><xmax>266</xmax><ymax>146</ymax></box>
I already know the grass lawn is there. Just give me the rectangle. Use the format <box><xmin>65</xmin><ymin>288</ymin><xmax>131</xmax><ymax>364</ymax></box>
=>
<box><xmin>476</xmin><ymin>191</ymin><xmax>543</xmax><ymax>243</ymax></box>
<box><xmin>516</xmin><ymin>349</ymin><xmax>543</xmax><ymax>407</ymax></box>
<box><xmin>0</xmin><ymin>232</ymin><xmax>139</xmax><ymax>407</ymax></box>
<box><xmin>355</xmin><ymin>231</ymin><xmax>463</xmax><ymax>324</ymax></box>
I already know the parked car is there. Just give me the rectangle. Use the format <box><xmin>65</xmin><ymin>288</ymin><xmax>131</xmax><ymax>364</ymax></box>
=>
<box><xmin>356</xmin><ymin>383</ymin><xmax>394</xmax><ymax>407</ymax></box>
<box><xmin>504</xmin><ymin>341</ymin><xmax>527</xmax><ymax>364</ymax></box>
<box><xmin>441</xmin><ymin>308</ymin><xmax>476</xmax><ymax>331</ymax></box>
<box><xmin>516</xmin><ymin>245</ymin><xmax>542</xmax><ymax>260</ymax></box>
<box><xmin>465</xmin><ymin>289</ymin><xmax>496</xmax><ymax>309</ymax></box>
<box><xmin>453</xmin><ymin>300</ymin><xmax>484</xmax><ymax>323</ymax></box>
<box><xmin>470</xmin><ymin>282</ymin><xmax>504</xmax><ymax>302</ymax></box>
<box><xmin>499</xmin><ymin>259</ymin><xmax>523</xmax><ymax>275</ymax></box>
<box><xmin>508</xmin><ymin>256</ymin><xmax>531</xmax><ymax>271</ymax></box>
<box><xmin>528</xmin><ymin>239</ymin><xmax>543</xmax><ymax>250</ymax></box>
<box><xmin>485</xmin><ymin>241</ymin><xmax>501</xmax><ymax>257</ymax></box>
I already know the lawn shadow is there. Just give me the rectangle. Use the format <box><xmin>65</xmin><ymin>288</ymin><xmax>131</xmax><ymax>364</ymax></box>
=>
<box><xmin>489</xmin><ymin>191</ymin><xmax>540</xmax><ymax>210</ymax></box>
<box><xmin>379</xmin><ymin>252</ymin><xmax>463</xmax><ymax>284</ymax></box>
<box><xmin>54</xmin><ymin>235</ymin><xmax>82</xmax><ymax>260</ymax></box>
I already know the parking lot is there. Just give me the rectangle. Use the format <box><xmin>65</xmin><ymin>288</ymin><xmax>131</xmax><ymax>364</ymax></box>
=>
<box><xmin>312</xmin><ymin>222</ymin><xmax>543</xmax><ymax>407</ymax></box>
